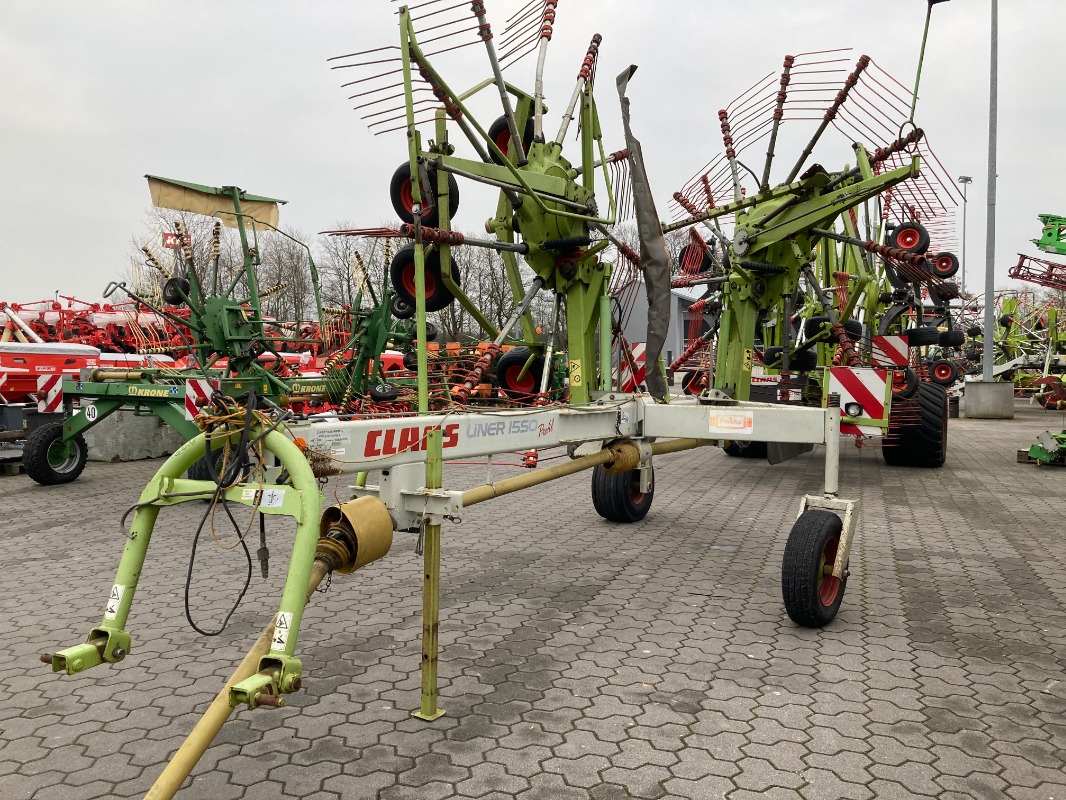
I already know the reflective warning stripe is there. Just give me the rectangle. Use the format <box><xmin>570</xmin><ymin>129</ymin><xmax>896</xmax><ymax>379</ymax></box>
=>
<box><xmin>620</xmin><ymin>342</ymin><xmax>647</xmax><ymax>392</ymax></box>
<box><xmin>829</xmin><ymin>366</ymin><xmax>889</xmax><ymax>437</ymax></box>
<box><xmin>184</xmin><ymin>379</ymin><xmax>217</xmax><ymax>420</ymax></box>
<box><xmin>871</xmin><ymin>335</ymin><xmax>909</xmax><ymax>367</ymax></box>
<box><xmin>37</xmin><ymin>374</ymin><xmax>63</xmax><ymax>414</ymax></box>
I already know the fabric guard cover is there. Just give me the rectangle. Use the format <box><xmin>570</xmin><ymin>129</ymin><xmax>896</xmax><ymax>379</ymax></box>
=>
<box><xmin>616</xmin><ymin>65</ymin><xmax>670</xmax><ymax>401</ymax></box>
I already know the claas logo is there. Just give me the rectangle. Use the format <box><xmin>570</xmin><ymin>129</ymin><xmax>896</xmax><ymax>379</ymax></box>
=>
<box><xmin>364</xmin><ymin>423</ymin><xmax>459</xmax><ymax>457</ymax></box>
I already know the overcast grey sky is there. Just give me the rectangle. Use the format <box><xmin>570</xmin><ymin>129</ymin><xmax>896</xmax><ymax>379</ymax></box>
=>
<box><xmin>1</xmin><ymin>0</ymin><xmax>1059</xmax><ymax>304</ymax></box>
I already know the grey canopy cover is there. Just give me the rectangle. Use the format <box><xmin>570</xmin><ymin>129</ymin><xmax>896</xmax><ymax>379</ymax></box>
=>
<box><xmin>616</xmin><ymin>65</ymin><xmax>670</xmax><ymax>400</ymax></box>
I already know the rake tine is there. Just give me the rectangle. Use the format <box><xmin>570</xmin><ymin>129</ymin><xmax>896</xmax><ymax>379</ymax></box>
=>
<box><xmin>471</xmin><ymin>1</ymin><xmax>527</xmax><ymax>164</ymax></box>
<box><xmin>759</xmin><ymin>55</ymin><xmax>795</xmax><ymax>191</ymax></box>
<box><xmin>785</xmin><ymin>55</ymin><xmax>870</xmax><ymax>183</ymax></box>
<box><xmin>533</xmin><ymin>1</ymin><xmax>558</xmax><ymax>140</ymax></box>
<box><xmin>554</xmin><ymin>33</ymin><xmax>600</xmax><ymax>145</ymax></box>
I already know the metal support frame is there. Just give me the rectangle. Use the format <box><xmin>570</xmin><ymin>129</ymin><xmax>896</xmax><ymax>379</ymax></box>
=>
<box><xmin>798</xmin><ymin>492</ymin><xmax>858</xmax><ymax>580</ymax></box>
<box><xmin>47</xmin><ymin>427</ymin><xmax>324</xmax><ymax>712</ymax></box>
<box><xmin>324</xmin><ymin>394</ymin><xmax>852</xmax><ymax>718</ymax></box>
<box><xmin>412</xmin><ymin>428</ymin><xmax>445</xmax><ymax>720</ymax></box>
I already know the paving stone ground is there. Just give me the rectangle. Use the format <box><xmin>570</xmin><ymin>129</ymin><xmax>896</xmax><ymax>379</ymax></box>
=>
<box><xmin>1</xmin><ymin>399</ymin><xmax>1065</xmax><ymax>799</ymax></box>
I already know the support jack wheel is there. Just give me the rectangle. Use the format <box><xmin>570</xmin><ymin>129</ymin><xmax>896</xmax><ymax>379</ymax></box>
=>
<box><xmin>591</xmin><ymin>465</ymin><xmax>653</xmax><ymax>523</ymax></box>
<box><xmin>782</xmin><ymin>509</ymin><xmax>846</xmax><ymax>628</ymax></box>
<box><xmin>24</xmin><ymin>422</ymin><xmax>88</xmax><ymax>485</ymax></box>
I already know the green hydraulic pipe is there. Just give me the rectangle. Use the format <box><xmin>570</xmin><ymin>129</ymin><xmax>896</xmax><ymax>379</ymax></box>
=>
<box><xmin>599</xmin><ymin>262</ymin><xmax>613</xmax><ymax>391</ymax></box>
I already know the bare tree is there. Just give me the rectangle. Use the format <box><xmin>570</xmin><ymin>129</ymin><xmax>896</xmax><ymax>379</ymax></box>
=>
<box><xmin>315</xmin><ymin>225</ymin><xmax>392</xmax><ymax>309</ymax></box>
<box><xmin>257</xmin><ymin>227</ymin><xmax>316</xmax><ymax>322</ymax></box>
<box><xmin>127</xmin><ymin>208</ymin><xmax>244</xmax><ymax>302</ymax></box>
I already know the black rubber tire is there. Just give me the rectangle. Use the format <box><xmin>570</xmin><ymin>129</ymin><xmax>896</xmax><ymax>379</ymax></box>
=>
<box><xmin>402</xmin><ymin>350</ymin><xmax>418</xmax><ymax>370</ymax></box>
<box><xmin>782</xmin><ymin>509</ymin><xmax>846</xmax><ymax>628</ymax></box>
<box><xmin>929</xmin><ymin>281</ymin><xmax>960</xmax><ymax>305</ymax></box>
<box><xmin>883</xmin><ymin>381</ymin><xmax>948</xmax><ymax>468</ymax></box>
<box><xmin>423</xmin><ymin>321</ymin><xmax>438</xmax><ymax>342</ymax></box>
<box><xmin>591</xmin><ymin>465</ymin><xmax>654</xmax><ymax>523</ymax></box>
<box><xmin>723</xmin><ymin>440</ymin><xmax>768</xmax><ymax>459</ymax></box>
<box><xmin>369</xmin><ymin>382</ymin><xmax>403</xmax><ymax>402</ymax></box>
<box><xmin>929</xmin><ymin>359</ymin><xmax>959</xmax><ymax>386</ymax></box>
<box><xmin>677</xmin><ymin>242</ymin><xmax>712</xmax><ymax>274</ymax></box>
<box><xmin>891</xmin><ymin>367</ymin><xmax>919</xmax><ymax>399</ymax></box>
<box><xmin>24</xmin><ymin>422</ymin><xmax>88</xmax><ymax>485</ymax></box>
<box><xmin>487</xmin><ymin>115</ymin><xmax>534</xmax><ymax>165</ymax></box>
<box><xmin>187</xmin><ymin>451</ymin><xmax>218</xmax><ymax>482</ymax></box>
<box><xmin>930</xmin><ymin>251</ymin><xmax>960</xmax><ymax>279</ymax></box>
<box><xmin>939</xmin><ymin>329</ymin><xmax>965</xmax><ymax>348</ymax></box>
<box><xmin>762</xmin><ymin>347</ymin><xmax>784</xmax><ymax>367</ymax></box>
<box><xmin>889</xmin><ymin>222</ymin><xmax>930</xmax><ymax>254</ymax></box>
<box><xmin>162</xmin><ymin>276</ymin><xmax>191</xmax><ymax>306</ymax></box>
<box><xmin>803</xmin><ymin>316</ymin><xmax>830</xmax><ymax>339</ymax></box>
<box><xmin>390</xmin><ymin>294</ymin><xmax>415</xmax><ymax>320</ymax></box>
<box><xmin>388</xmin><ymin>162</ymin><xmax>460</xmax><ymax>227</ymax></box>
<box><xmin>967</xmin><ymin>326</ymin><xmax>982</xmax><ymax>338</ymax></box>
<box><xmin>792</xmin><ymin>349</ymin><xmax>819</xmax><ymax>371</ymax></box>
<box><xmin>842</xmin><ymin>320</ymin><xmax>863</xmax><ymax>341</ymax></box>
<box><xmin>389</xmin><ymin>245</ymin><xmax>460</xmax><ymax>312</ymax></box>
<box><xmin>496</xmin><ymin>347</ymin><xmax>545</xmax><ymax>401</ymax></box>
<box><xmin>905</xmin><ymin>326</ymin><xmax>940</xmax><ymax>347</ymax></box>
<box><xmin>764</xmin><ymin>346</ymin><xmax>818</xmax><ymax>372</ymax></box>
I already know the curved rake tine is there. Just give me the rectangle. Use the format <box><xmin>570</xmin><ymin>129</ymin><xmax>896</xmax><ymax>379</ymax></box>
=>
<box><xmin>470</xmin><ymin>1</ymin><xmax>527</xmax><ymax>164</ymax></box>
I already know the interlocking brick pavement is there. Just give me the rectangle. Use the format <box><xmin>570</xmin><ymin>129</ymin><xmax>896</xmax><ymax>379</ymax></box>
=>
<box><xmin>1</xmin><ymin>399</ymin><xmax>1065</xmax><ymax>798</ymax></box>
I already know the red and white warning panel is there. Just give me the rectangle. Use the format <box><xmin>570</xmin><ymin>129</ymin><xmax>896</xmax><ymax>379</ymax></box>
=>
<box><xmin>36</xmin><ymin>374</ymin><xmax>63</xmax><ymax>414</ymax></box>
<box><xmin>620</xmin><ymin>342</ymin><xmax>647</xmax><ymax>392</ymax></box>
<box><xmin>871</xmin><ymin>334</ymin><xmax>909</xmax><ymax>367</ymax></box>
<box><xmin>827</xmin><ymin>366</ymin><xmax>891</xmax><ymax>437</ymax></box>
<box><xmin>184</xmin><ymin>378</ymin><xmax>218</xmax><ymax>420</ymax></box>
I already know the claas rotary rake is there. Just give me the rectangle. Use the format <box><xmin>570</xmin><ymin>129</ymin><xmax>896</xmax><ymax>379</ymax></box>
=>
<box><xmin>36</xmin><ymin>2</ymin><xmax>957</xmax><ymax>794</ymax></box>
<box><xmin>667</xmin><ymin>42</ymin><xmax>961</xmax><ymax>469</ymax></box>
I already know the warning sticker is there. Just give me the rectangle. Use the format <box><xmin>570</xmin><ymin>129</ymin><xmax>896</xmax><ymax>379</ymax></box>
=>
<box><xmin>240</xmin><ymin>488</ymin><xmax>286</xmax><ymax>508</ymax></box>
<box><xmin>742</xmin><ymin>349</ymin><xmax>754</xmax><ymax>372</ymax></box>
<box><xmin>261</xmin><ymin>489</ymin><xmax>285</xmax><ymax>508</ymax></box>
<box><xmin>708</xmin><ymin>412</ymin><xmax>754</xmax><ymax>436</ymax></box>
<box><xmin>104</xmin><ymin>584</ymin><xmax>125</xmax><ymax>620</ymax></box>
<box><xmin>568</xmin><ymin>359</ymin><xmax>583</xmax><ymax>387</ymax></box>
<box><xmin>272</xmin><ymin>612</ymin><xmax>293</xmax><ymax>650</ymax></box>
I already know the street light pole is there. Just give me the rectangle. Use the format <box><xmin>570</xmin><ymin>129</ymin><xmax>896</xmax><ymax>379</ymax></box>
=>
<box><xmin>982</xmin><ymin>0</ymin><xmax>998</xmax><ymax>383</ymax></box>
<box><xmin>958</xmin><ymin>175</ymin><xmax>972</xmax><ymax>294</ymax></box>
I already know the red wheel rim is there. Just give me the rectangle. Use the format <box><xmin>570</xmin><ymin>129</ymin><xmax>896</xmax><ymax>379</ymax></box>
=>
<box><xmin>629</xmin><ymin>473</ymin><xmax>646</xmax><ymax>504</ymax></box>
<box><xmin>891</xmin><ymin>370</ymin><xmax>911</xmax><ymax>395</ymax></box>
<box><xmin>933</xmin><ymin>363</ymin><xmax>953</xmax><ymax>381</ymax></box>
<box><xmin>682</xmin><ymin>372</ymin><xmax>707</xmax><ymax>395</ymax></box>
<box><xmin>934</xmin><ymin>255</ymin><xmax>955</xmax><ymax>275</ymax></box>
<box><xmin>400</xmin><ymin>179</ymin><xmax>432</xmax><ymax>219</ymax></box>
<box><xmin>895</xmin><ymin>227</ymin><xmax>919</xmax><ymax>249</ymax></box>
<box><xmin>495</xmin><ymin>130</ymin><xmax>511</xmax><ymax>157</ymax></box>
<box><xmin>818</xmin><ymin>535</ymin><xmax>842</xmax><ymax>606</ymax></box>
<box><xmin>504</xmin><ymin>364</ymin><xmax>535</xmax><ymax>393</ymax></box>
<box><xmin>402</xmin><ymin>263</ymin><xmax>436</xmax><ymax>299</ymax></box>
